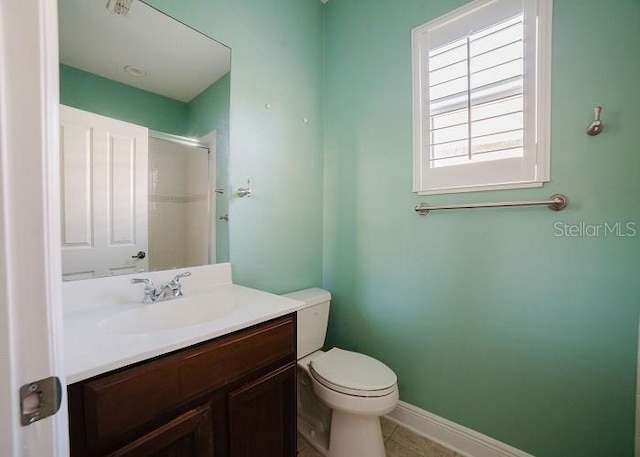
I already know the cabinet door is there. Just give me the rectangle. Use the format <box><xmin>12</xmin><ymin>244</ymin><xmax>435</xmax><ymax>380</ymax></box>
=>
<box><xmin>109</xmin><ymin>405</ymin><xmax>214</xmax><ymax>457</ymax></box>
<box><xmin>228</xmin><ymin>363</ymin><xmax>296</xmax><ymax>457</ymax></box>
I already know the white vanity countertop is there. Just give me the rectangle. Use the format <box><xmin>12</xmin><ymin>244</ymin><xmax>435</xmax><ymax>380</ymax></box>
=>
<box><xmin>63</xmin><ymin>264</ymin><xmax>308</xmax><ymax>384</ymax></box>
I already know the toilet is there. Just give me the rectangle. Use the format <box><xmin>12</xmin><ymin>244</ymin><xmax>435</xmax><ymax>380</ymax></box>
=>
<box><xmin>284</xmin><ymin>288</ymin><xmax>399</xmax><ymax>457</ymax></box>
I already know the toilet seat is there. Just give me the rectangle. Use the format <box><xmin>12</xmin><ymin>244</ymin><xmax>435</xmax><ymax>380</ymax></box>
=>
<box><xmin>309</xmin><ymin>348</ymin><xmax>397</xmax><ymax>398</ymax></box>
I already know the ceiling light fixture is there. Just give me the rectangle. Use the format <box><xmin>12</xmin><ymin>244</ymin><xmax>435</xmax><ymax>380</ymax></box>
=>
<box><xmin>124</xmin><ymin>65</ymin><xmax>146</xmax><ymax>77</ymax></box>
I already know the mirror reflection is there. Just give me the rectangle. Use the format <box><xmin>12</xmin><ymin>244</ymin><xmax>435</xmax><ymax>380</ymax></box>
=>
<box><xmin>57</xmin><ymin>0</ymin><xmax>231</xmax><ymax>281</ymax></box>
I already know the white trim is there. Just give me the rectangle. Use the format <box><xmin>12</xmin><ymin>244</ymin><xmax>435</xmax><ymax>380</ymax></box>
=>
<box><xmin>200</xmin><ymin>130</ymin><xmax>218</xmax><ymax>264</ymax></box>
<box><xmin>0</xmin><ymin>0</ymin><xmax>68</xmax><ymax>455</ymax></box>
<box><xmin>535</xmin><ymin>0</ymin><xmax>553</xmax><ymax>182</ymax></box>
<box><xmin>416</xmin><ymin>180</ymin><xmax>543</xmax><ymax>196</ymax></box>
<box><xmin>386</xmin><ymin>401</ymin><xmax>534</xmax><ymax>457</ymax></box>
<box><xmin>411</xmin><ymin>25</ymin><xmax>425</xmax><ymax>193</ymax></box>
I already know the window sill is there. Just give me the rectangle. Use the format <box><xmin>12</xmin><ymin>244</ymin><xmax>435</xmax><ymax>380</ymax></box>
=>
<box><xmin>414</xmin><ymin>180</ymin><xmax>545</xmax><ymax>196</ymax></box>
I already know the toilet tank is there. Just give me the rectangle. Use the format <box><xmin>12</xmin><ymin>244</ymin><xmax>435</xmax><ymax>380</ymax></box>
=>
<box><xmin>282</xmin><ymin>288</ymin><xmax>331</xmax><ymax>359</ymax></box>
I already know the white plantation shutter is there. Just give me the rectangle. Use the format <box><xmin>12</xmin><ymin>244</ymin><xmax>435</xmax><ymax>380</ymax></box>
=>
<box><xmin>412</xmin><ymin>0</ymin><xmax>552</xmax><ymax>194</ymax></box>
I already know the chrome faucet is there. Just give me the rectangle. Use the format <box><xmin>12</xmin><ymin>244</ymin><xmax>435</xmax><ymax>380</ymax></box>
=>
<box><xmin>161</xmin><ymin>271</ymin><xmax>191</xmax><ymax>300</ymax></box>
<box><xmin>131</xmin><ymin>271</ymin><xmax>192</xmax><ymax>304</ymax></box>
<box><xmin>130</xmin><ymin>278</ymin><xmax>157</xmax><ymax>304</ymax></box>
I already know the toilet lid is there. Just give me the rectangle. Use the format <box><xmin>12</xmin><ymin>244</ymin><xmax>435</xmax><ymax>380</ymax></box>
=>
<box><xmin>309</xmin><ymin>348</ymin><xmax>397</xmax><ymax>397</ymax></box>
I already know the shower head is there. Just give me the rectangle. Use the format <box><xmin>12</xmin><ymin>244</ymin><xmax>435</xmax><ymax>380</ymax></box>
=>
<box><xmin>586</xmin><ymin>106</ymin><xmax>603</xmax><ymax>136</ymax></box>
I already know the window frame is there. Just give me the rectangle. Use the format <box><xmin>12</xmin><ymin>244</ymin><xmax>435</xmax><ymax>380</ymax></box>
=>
<box><xmin>412</xmin><ymin>0</ymin><xmax>553</xmax><ymax>195</ymax></box>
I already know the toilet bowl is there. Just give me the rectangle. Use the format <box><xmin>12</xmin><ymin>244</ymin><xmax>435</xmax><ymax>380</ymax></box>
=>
<box><xmin>284</xmin><ymin>288</ymin><xmax>399</xmax><ymax>457</ymax></box>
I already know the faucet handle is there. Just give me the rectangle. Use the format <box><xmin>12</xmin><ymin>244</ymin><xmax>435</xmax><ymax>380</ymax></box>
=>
<box><xmin>131</xmin><ymin>278</ymin><xmax>154</xmax><ymax>288</ymax></box>
<box><xmin>167</xmin><ymin>271</ymin><xmax>191</xmax><ymax>298</ymax></box>
<box><xmin>170</xmin><ymin>271</ymin><xmax>192</xmax><ymax>284</ymax></box>
<box><xmin>131</xmin><ymin>278</ymin><xmax>156</xmax><ymax>303</ymax></box>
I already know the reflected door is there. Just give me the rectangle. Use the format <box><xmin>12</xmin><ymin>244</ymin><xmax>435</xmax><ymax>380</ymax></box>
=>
<box><xmin>60</xmin><ymin>105</ymin><xmax>148</xmax><ymax>280</ymax></box>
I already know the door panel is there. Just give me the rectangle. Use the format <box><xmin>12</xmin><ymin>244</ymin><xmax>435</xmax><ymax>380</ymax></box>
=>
<box><xmin>60</xmin><ymin>122</ymin><xmax>93</xmax><ymax>248</ymax></box>
<box><xmin>60</xmin><ymin>105</ymin><xmax>148</xmax><ymax>279</ymax></box>
<box><xmin>108</xmin><ymin>133</ymin><xmax>138</xmax><ymax>245</ymax></box>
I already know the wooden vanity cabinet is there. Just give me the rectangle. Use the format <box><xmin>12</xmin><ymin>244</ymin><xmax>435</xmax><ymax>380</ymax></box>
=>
<box><xmin>107</xmin><ymin>405</ymin><xmax>214</xmax><ymax>457</ymax></box>
<box><xmin>68</xmin><ymin>314</ymin><xmax>297</xmax><ymax>457</ymax></box>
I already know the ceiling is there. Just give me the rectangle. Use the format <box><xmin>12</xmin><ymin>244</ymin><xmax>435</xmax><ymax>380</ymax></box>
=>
<box><xmin>58</xmin><ymin>0</ymin><xmax>231</xmax><ymax>103</ymax></box>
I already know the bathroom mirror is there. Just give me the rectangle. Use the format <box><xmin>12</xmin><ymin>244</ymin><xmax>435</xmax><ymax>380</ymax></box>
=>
<box><xmin>57</xmin><ymin>0</ymin><xmax>231</xmax><ymax>281</ymax></box>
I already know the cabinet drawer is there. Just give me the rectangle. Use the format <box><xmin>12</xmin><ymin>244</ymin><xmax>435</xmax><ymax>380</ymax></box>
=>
<box><xmin>79</xmin><ymin>314</ymin><xmax>295</xmax><ymax>448</ymax></box>
<box><xmin>180</xmin><ymin>315</ymin><xmax>295</xmax><ymax>398</ymax></box>
<box><xmin>84</xmin><ymin>359</ymin><xmax>182</xmax><ymax>443</ymax></box>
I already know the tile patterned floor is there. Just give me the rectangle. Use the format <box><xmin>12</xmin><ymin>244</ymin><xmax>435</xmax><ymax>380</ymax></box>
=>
<box><xmin>297</xmin><ymin>417</ymin><xmax>465</xmax><ymax>457</ymax></box>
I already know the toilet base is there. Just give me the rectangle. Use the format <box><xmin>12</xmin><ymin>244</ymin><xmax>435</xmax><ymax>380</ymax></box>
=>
<box><xmin>298</xmin><ymin>415</ymin><xmax>329</xmax><ymax>456</ymax></box>
<box><xmin>328</xmin><ymin>411</ymin><xmax>386</xmax><ymax>457</ymax></box>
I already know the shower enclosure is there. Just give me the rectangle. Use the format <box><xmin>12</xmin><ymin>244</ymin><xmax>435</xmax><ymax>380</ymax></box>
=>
<box><xmin>148</xmin><ymin>136</ymin><xmax>212</xmax><ymax>271</ymax></box>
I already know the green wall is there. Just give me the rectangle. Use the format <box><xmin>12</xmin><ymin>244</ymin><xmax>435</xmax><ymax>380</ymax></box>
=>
<box><xmin>187</xmin><ymin>72</ymin><xmax>230</xmax><ymax>138</ymax></box>
<box><xmin>323</xmin><ymin>1</ymin><xmax>640</xmax><ymax>456</ymax></box>
<box><xmin>59</xmin><ymin>64</ymin><xmax>189</xmax><ymax>135</ymax></box>
<box><xmin>144</xmin><ymin>0</ymin><xmax>325</xmax><ymax>292</ymax></box>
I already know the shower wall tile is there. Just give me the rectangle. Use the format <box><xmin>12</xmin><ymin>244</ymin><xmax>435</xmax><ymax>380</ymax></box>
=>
<box><xmin>148</xmin><ymin>200</ymin><xmax>187</xmax><ymax>271</ymax></box>
<box><xmin>186</xmin><ymin>199</ymin><xmax>209</xmax><ymax>267</ymax></box>
<box><xmin>186</xmin><ymin>149</ymin><xmax>209</xmax><ymax>196</ymax></box>
<box><xmin>149</xmin><ymin>138</ymin><xmax>187</xmax><ymax>197</ymax></box>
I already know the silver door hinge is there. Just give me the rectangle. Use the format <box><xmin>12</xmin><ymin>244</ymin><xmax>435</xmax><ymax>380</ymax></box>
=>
<box><xmin>20</xmin><ymin>376</ymin><xmax>62</xmax><ymax>426</ymax></box>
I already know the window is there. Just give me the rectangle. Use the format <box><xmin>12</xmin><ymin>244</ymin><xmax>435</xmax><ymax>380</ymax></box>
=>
<box><xmin>412</xmin><ymin>0</ymin><xmax>552</xmax><ymax>194</ymax></box>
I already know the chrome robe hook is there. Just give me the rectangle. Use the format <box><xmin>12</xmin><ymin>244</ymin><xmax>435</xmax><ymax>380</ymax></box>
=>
<box><xmin>586</xmin><ymin>106</ymin><xmax>603</xmax><ymax>136</ymax></box>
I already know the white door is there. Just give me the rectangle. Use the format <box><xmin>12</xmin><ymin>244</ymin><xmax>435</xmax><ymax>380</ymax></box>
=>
<box><xmin>0</xmin><ymin>0</ymin><xmax>69</xmax><ymax>456</ymax></box>
<box><xmin>60</xmin><ymin>105</ymin><xmax>149</xmax><ymax>280</ymax></box>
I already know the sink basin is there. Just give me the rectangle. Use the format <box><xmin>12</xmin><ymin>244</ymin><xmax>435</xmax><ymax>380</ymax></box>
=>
<box><xmin>99</xmin><ymin>297</ymin><xmax>235</xmax><ymax>335</ymax></box>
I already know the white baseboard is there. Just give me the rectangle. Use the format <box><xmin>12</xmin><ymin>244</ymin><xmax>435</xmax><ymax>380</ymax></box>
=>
<box><xmin>385</xmin><ymin>401</ymin><xmax>534</xmax><ymax>457</ymax></box>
